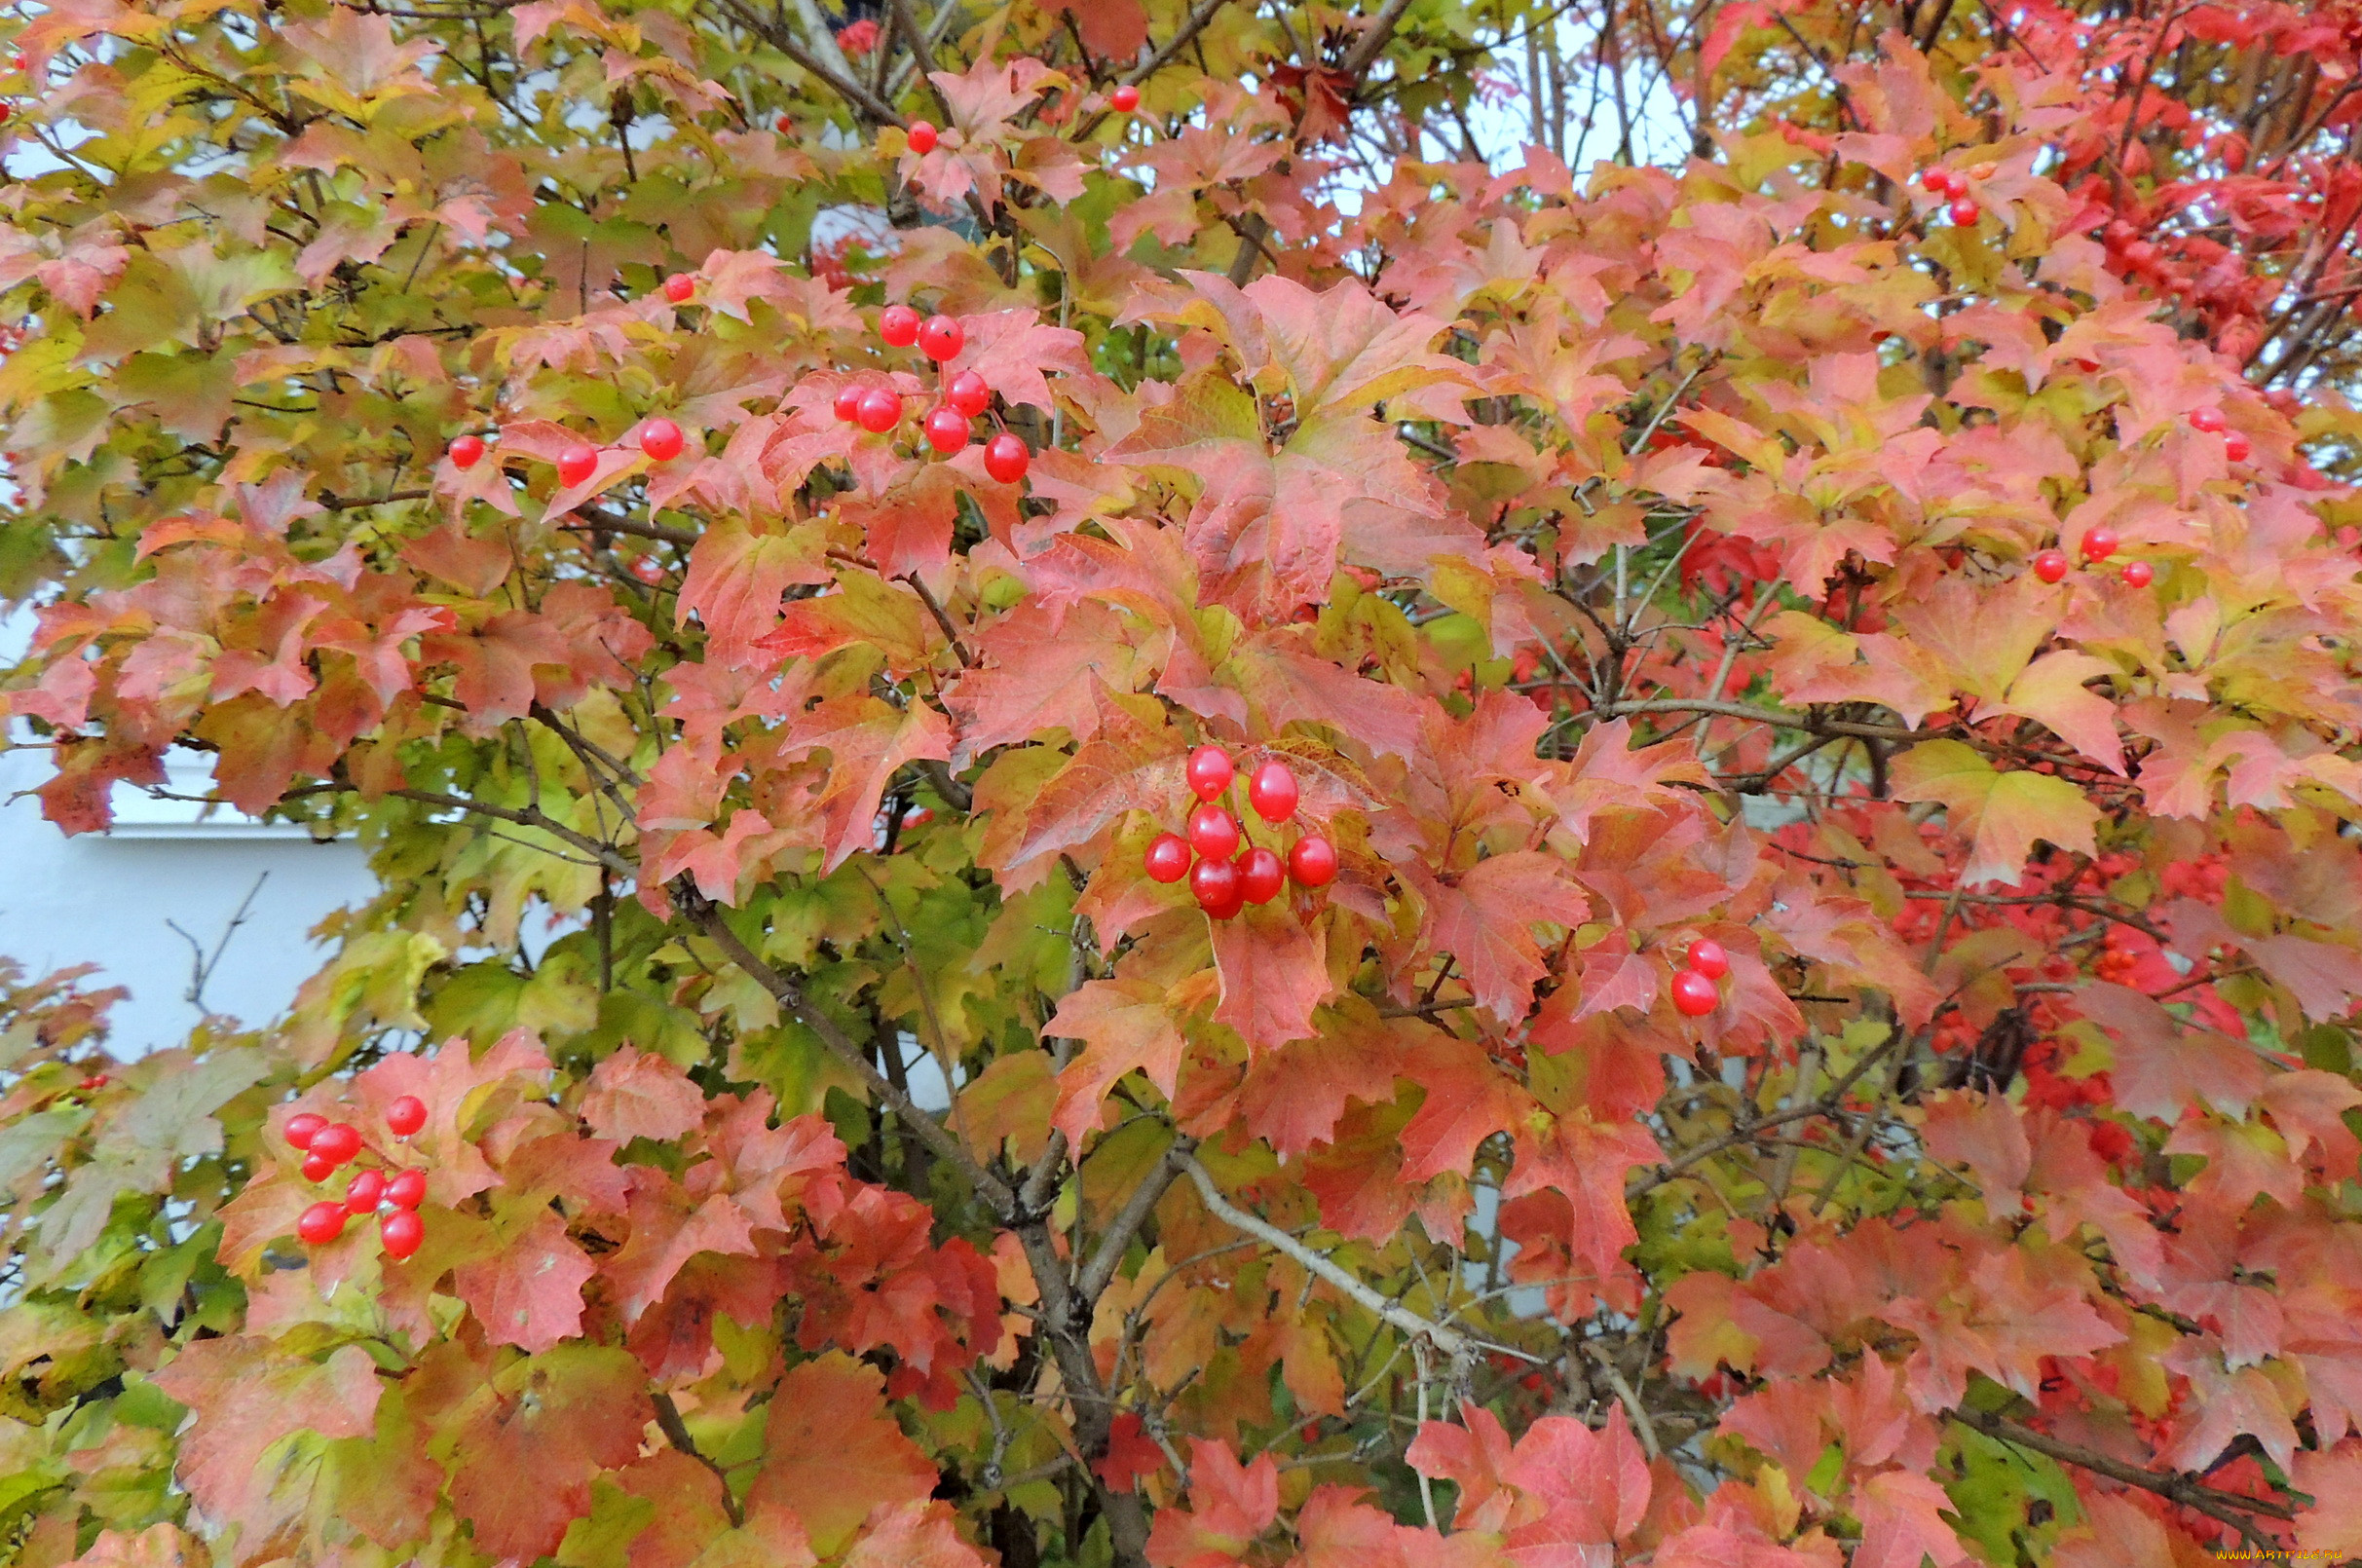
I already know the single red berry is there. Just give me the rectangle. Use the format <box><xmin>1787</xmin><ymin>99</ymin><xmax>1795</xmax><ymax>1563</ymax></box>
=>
<box><xmin>1300</xmin><ymin>1421</ymin><xmax>1321</xmax><ymax>1443</ymax></box>
<box><xmin>1187</xmin><ymin>802</ymin><xmax>1241</xmax><ymax>862</ymax></box>
<box><xmin>2081</xmin><ymin>527</ymin><xmax>2118</xmax><ymax>561</ymax></box>
<box><xmin>1918</xmin><ymin>168</ymin><xmax>1948</xmax><ymax>194</ymax></box>
<box><xmin>2120</xmin><ymin>560</ymin><xmax>2155</xmax><ymax>588</ymax></box>
<box><xmin>907</xmin><ymin>119</ymin><xmax>938</xmax><ymax>155</ymax></box>
<box><xmin>2031</xmin><ymin>548</ymin><xmax>2069</xmax><ymax>583</ymax></box>
<box><xmin>983</xmin><ymin>431</ymin><xmax>1030</xmax><ymax>483</ymax></box>
<box><xmin>775</xmin><ymin>112</ymin><xmax>792</xmax><ymax>133</ymax></box>
<box><xmin>1111</xmin><ymin>83</ymin><xmax>1140</xmax><ymax>112</ymax></box>
<box><xmin>2224</xmin><ymin>434</ymin><xmax>2250</xmax><ymax>463</ymax></box>
<box><xmin>297</xmin><ymin>1201</ymin><xmax>347</xmax><ymax>1246</ymax></box>
<box><xmin>856</xmin><ymin>387</ymin><xmax>903</xmax><ymax>432</ymax></box>
<box><xmin>301</xmin><ymin>1151</ymin><xmax>336</xmax><ymax>1182</ymax></box>
<box><xmin>918</xmin><ymin>314</ymin><xmax>964</xmax><ymax>361</ymax></box>
<box><xmin>1190</xmin><ymin>854</ymin><xmax>1243</xmax><ymax>916</ymax></box>
<box><xmin>557</xmin><ymin>443</ymin><xmax>598</xmax><ymax>488</ymax></box>
<box><xmin>901</xmin><ymin>805</ymin><xmax>933</xmax><ymax>827</ymax></box>
<box><xmin>947</xmin><ymin>369</ymin><xmax>991</xmax><ymax>417</ymax></box>
<box><xmin>385</xmin><ymin>1169</ymin><xmax>427</xmax><ymax>1211</ymax></box>
<box><xmin>345</xmin><ymin>1168</ymin><xmax>388</xmax><ymax>1215</ymax></box>
<box><xmin>1247</xmin><ymin>761</ymin><xmax>1299</xmax><ymax>824</ymax></box>
<box><xmin>662</xmin><ymin>273</ymin><xmax>695</xmax><ymax>304</ymax></box>
<box><xmin>1144</xmin><ymin>832</ymin><xmax>1192</xmax><ymax>883</ymax></box>
<box><xmin>1288</xmin><ymin>834</ymin><xmax>1338</xmax><ymax>888</ymax></box>
<box><xmin>923</xmin><ymin>404</ymin><xmax>970</xmax><ymax>454</ymax></box>
<box><xmin>448</xmin><ymin>434</ymin><xmax>485</xmax><ymax>470</ymax></box>
<box><xmin>380</xmin><ymin>1209</ymin><xmax>425</xmax><ymax>1261</ymax></box>
<box><xmin>1186</xmin><ymin>745</ymin><xmax>1234</xmax><ymax>802</ymax></box>
<box><xmin>639</xmin><ymin>418</ymin><xmax>685</xmax><ymax>463</ymax></box>
<box><xmin>1685</xmin><ymin>938</ymin><xmax>1730</xmax><ymax>979</ymax></box>
<box><xmin>880</xmin><ymin>304</ymin><xmax>921</xmax><ymax>347</ymax></box>
<box><xmin>1237</xmin><ymin>845</ymin><xmax>1285</xmax><ymax>905</ymax></box>
<box><xmin>833</xmin><ymin>384</ymin><xmax>865</xmax><ymax>423</ymax></box>
<box><xmin>284</xmin><ymin>1111</ymin><xmax>328</xmax><ymax>1150</ymax></box>
<box><xmin>310</xmin><ymin>1122</ymin><xmax>363</xmax><ymax>1166</ymax></box>
<box><xmin>1949</xmin><ymin>197</ymin><xmax>1980</xmax><ymax>226</ymax></box>
<box><xmin>386</xmin><ymin>1095</ymin><xmax>427</xmax><ymax>1138</ymax></box>
<box><xmin>1670</xmin><ymin>969</ymin><xmax>1719</xmax><ymax>1018</ymax></box>
<box><xmin>2189</xmin><ymin>407</ymin><xmax>2227</xmax><ymax>433</ymax></box>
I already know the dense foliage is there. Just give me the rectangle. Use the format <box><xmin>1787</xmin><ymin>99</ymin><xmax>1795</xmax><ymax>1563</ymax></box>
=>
<box><xmin>9</xmin><ymin>1</ymin><xmax>2362</xmax><ymax>1566</ymax></box>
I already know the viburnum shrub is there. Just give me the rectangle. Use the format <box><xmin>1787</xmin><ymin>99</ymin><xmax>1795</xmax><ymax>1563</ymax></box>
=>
<box><xmin>12</xmin><ymin>2</ymin><xmax>2362</xmax><ymax>1568</ymax></box>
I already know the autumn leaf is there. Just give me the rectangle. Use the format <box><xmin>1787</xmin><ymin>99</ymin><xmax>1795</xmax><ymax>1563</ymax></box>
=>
<box><xmin>1889</xmin><ymin>741</ymin><xmax>2099</xmax><ymax>888</ymax></box>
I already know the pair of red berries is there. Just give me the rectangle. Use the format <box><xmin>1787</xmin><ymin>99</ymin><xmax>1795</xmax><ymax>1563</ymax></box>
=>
<box><xmin>879</xmin><ymin>305</ymin><xmax>964</xmax><ymax>361</ymax></box>
<box><xmin>2188</xmin><ymin>407</ymin><xmax>2251</xmax><ymax>462</ymax></box>
<box><xmin>1143</xmin><ymin>747</ymin><xmax>1336</xmax><ymax>917</ymax></box>
<box><xmin>1669</xmin><ymin>938</ymin><xmax>1728</xmax><ymax>1018</ymax></box>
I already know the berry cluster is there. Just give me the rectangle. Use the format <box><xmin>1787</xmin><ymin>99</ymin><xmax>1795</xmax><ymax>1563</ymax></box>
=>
<box><xmin>2029</xmin><ymin>526</ymin><xmax>2155</xmax><ymax>588</ymax></box>
<box><xmin>284</xmin><ymin>1095</ymin><xmax>430</xmax><ymax>1259</ymax></box>
<box><xmin>1143</xmin><ymin>747</ymin><xmax>1336</xmax><ymax>918</ymax></box>
<box><xmin>1668</xmin><ymin>937</ymin><xmax>1728</xmax><ymax>1019</ymax></box>
<box><xmin>2188</xmin><ymin>405</ymin><xmax>2250</xmax><ymax>463</ymax></box>
<box><xmin>1917</xmin><ymin>164</ymin><xmax>1988</xmax><ymax>227</ymax></box>
<box><xmin>832</xmin><ymin>305</ymin><xmax>1031</xmax><ymax>482</ymax></box>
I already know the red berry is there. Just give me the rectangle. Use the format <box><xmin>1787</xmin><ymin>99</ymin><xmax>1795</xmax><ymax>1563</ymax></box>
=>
<box><xmin>2120</xmin><ymin>560</ymin><xmax>2155</xmax><ymax>588</ymax></box>
<box><xmin>284</xmin><ymin>1111</ymin><xmax>328</xmax><ymax>1150</ymax></box>
<box><xmin>1288</xmin><ymin>834</ymin><xmax>1338</xmax><ymax>888</ymax></box>
<box><xmin>947</xmin><ymin>370</ymin><xmax>991</xmax><ymax>417</ymax></box>
<box><xmin>923</xmin><ymin>404</ymin><xmax>970</xmax><ymax>454</ymax></box>
<box><xmin>310</xmin><ymin>1122</ymin><xmax>363</xmax><ymax>1166</ymax></box>
<box><xmin>1237</xmin><ymin>845</ymin><xmax>1285</xmax><ymax>905</ymax></box>
<box><xmin>907</xmin><ymin>119</ymin><xmax>938</xmax><ymax>154</ymax></box>
<box><xmin>557</xmin><ymin>443</ymin><xmax>598</xmax><ymax>488</ymax></box>
<box><xmin>345</xmin><ymin>1168</ymin><xmax>387</xmax><ymax>1215</ymax></box>
<box><xmin>1186</xmin><ymin>745</ymin><xmax>1234</xmax><ymax>802</ymax></box>
<box><xmin>2081</xmin><ymin>527</ymin><xmax>2118</xmax><ymax>561</ymax></box>
<box><xmin>380</xmin><ymin>1209</ymin><xmax>425</xmax><ymax>1261</ymax></box>
<box><xmin>662</xmin><ymin>273</ymin><xmax>695</xmax><ymax>304</ymax></box>
<box><xmin>1190</xmin><ymin>854</ymin><xmax>1242</xmax><ymax>916</ymax></box>
<box><xmin>856</xmin><ymin>387</ymin><xmax>903</xmax><ymax>432</ymax></box>
<box><xmin>1111</xmin><ymin>84</ymin><xmax>1140</xmax><ymax>112</ymax></box>
<box><xmin>1247</xmin><ymin>761</ymin><xmax>1299</xmax><ymax>824</ymax></box>
<box><xmin>775</xmin><ymin>112</ymin><xmax>792</xmax><ymax>132</ymax></box>
<box><xmin>983</xmin><ymin>432</ymin><xmax>1030</xmax><ymax>483</ymax></box>
<box><xmin>2189</xmin><ymin>407</ymin><xmax>2227</xmax><ymax>433</ymax></box>
<box><xmin>901</xmin><ymin>805</ymin><xmax>933</xmax><ymax>827</ymax></box>
<box><xmin>1670</xmin><ymin>969</ymin><xmax>1719</xmax><ymax>1018</ymax></box>
<box><xmin>2224</xmin><ymin>434</ymin><xmax>2250</xmax><ymax>463</ymax></box>
<box><xmin>447</xmin><ymin>434</ymin><xmax>484</xmax><ymax>470</ymax></box>
<box><xmin>834</xmin><ymin>384</ymin><xmax>864</xmax><ymax>423</ymax></box>
<box><xmin>385</xmin><ymin>1169</ymin><xmax>427</xmax><ymax>1211</ymax></box>
<box><xmin>1918</xmin><ymin>168</ymin><xmax>1949</xmax><ymax>194</ymax></box>
<box><xmin>1685</xmin><ymin>938</ymin><xmax>1730</xmax><ymax>979</ymax></box>
<box><xmin>78</xmin><ymin>1074</ymin><xmax>107</xmax><ymax>1092</ymax></box>
<box><xmin>1144</xmin><ymin>832</ymin><xmax>1191</xmax><ymax>883</ymax></box>
<box><xmin>639</xmin><ymin>418</ymin><xmax>685</xmax><ymax>463</ymax></box>
<box><xmin>297</xmin><ymin>1202</ymin><xmax>347</xmax><ymax>1246</ymax></box>
<box><xmin>386</xmin><ymin>1095</ymin><xmax>427</xmax><ymax>1138</ymax></box>
<box><xmin>2031</xmin><ymin>548</ymin><xmax>2069</xmax><ymax>583</ymax></box>
<box><xmin>1949</xmin><ymin>197</ymin><xmax>1980</xmax><ymax>226</ymax></box>
<box><xmin>880</xmin><ymin>304</ymin><xmax>921</xmax><ymax>347</ymax></box>
<box><xmin>301</xmin><ymin>1151</ymin><xmax>336</xmax><ymax>1182</ymax></box>
<box><xmin>918</xmin><ymin>314</ymin><xmax>964</xmax><ymax>361</ymax></box>
<box><xmin>1187</xmin><ymin>802</ymin><xmax>1241</xmax><ymax>861</ymax></box>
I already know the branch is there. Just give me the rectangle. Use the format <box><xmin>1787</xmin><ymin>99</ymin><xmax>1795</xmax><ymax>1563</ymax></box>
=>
<box><xmin>653</xmin><ymin>1392</ymin><xmax>744</xmax><ymax>1527</ymax></box>
<box><xmin>1598</xmin><ymin>696</ymin><xmax>1919</xmax><ymax>743</ymax></box>
<box><xmin>681</xmin><ymin>887</ymin><xmax>1018</xmax><ymax>1217</ymax></box>
<box><xmin>1947</xmin><ymin>1408</ymin><xmax>2294</xmax><ymax>1549</ymax></box>
<box><xmin>1181</xmin><ymin>1155</ymin><xmax>1473</xmax><ymax>1361</ymax></box>
<box><xmin>1340</xmin><ymin>0</ymin><xmax>1419</xmax><ymax>81</ymax></box>
<box><xmin>705</xmin><ymin>0</ymin><xmax>903</xmax><ymax>125</ymax></box>
<box><xmin>1077</xmin><ymin>1138</ymin><xmax>1196</xmax><ymax>1303</ymax></box>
